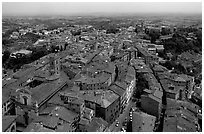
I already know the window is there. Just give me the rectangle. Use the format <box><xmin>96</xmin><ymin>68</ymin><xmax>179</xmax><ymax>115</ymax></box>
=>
<box><xmin>23</xmin><ymin>96</ymin><xmax>28</xmax><ymax>105</ymax></box>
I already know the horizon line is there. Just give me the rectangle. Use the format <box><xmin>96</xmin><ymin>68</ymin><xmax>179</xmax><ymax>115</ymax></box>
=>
<box><xmin>3</xmin><ymin>12</ymin><xmax>202</xmax><ymax>17</ymax></box>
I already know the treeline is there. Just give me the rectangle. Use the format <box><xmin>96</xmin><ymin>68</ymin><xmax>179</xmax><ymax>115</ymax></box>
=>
<box><xmin>158</xmin><ymin>29</ymin><xmax>202</xmax><ymax>80</ymax></box>
<box><xmin>160</xmin><ymin>61</ymin><xmax>186</xmax><ymax>74</ymax></box>
<box><xmin>2</xmin><ymin>44</ymin><xmax>61</xmax><ymax>72</ymax></box>
<box><xmin>161</xmin><ymin>32</ymin><xmax>202</xmax><ymax>54</ymax></box>
<box><xmin>3</xmin><ymin>46</ymin><xmax>48</xmax><ymax>71</ymax></box>
<box><xmin>20</xmin><ymin>32</ymin><xmax>41</xmax><ymax>43</ymax></box>
<box><xmin>3</xmin><ymin>32</ymin><xmax>41</xmax><ymax>47</ymax></box>
<box><xmin>88</xmin><ymin>20</ymin><xmax>120</xmax><ymax>34</ymax></box>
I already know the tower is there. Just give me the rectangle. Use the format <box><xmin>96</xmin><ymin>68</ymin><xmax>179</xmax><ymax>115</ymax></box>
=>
<box><xmin>49</xmin><ymin>56</ymin><xmax>55</xmax><ymax>76</ymax></box>
<box><xmin>49</xmin><ymin>54</ymin><xmax>61</xmax><ymax>77</ymax></box>
<box><xmin>54</xmin><ymin>55</ymin><xmax>60</xmax><ymax>77</ymax></box>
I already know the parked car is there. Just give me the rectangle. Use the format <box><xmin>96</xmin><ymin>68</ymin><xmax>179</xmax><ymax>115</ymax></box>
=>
<box><xmin>129</xmin><ymin>111</ymin><xmax>133</xmax><ymax>117</ymax></box>
<box><xmin>121</xmin><ymin>127</ymin><xmax>126</xmax><ymax>132</ymax></box>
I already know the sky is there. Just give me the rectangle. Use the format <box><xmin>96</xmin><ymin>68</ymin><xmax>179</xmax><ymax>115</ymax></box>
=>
<box><xmin>2</xmin><ymin>2</ymin><xmax>202</xmax><ymax>16</ymax></box>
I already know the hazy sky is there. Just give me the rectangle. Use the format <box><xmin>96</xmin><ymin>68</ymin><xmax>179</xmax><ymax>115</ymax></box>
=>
<box><xmin>2</xmin><ymin>2</ymin><xmax>202</xmax><ymax>16</ymax></box>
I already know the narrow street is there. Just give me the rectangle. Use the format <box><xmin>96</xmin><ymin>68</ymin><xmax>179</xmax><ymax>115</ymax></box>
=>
<box><xmin>107</xmin><ymin>99</ymin><xmax>136</xmax><ymax>132</ymax></box>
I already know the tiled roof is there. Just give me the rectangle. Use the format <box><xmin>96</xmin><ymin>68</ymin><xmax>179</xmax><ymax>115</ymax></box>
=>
<box><xmin>132</xmin><ymin>111</ymin><xmax>156</xmax><ymax>132</ymax></box>
<box><xmin>142</xmin><ymin>94</ymin><xmax>162</xmax><ymax>103</ymax></box>
<box><xmin>2</xmin><ymin>116</ymin><xmax>17</xmax><ymax>132</ymax></box>
<box><xmin>24</xmin><ymin>122</ymin><xmax>55</xmax><ymax>132</ymax></box>
<box><xmin>41</xmin><ymin>105</ymin><xmax>78</xmax><ymax>123</ymax></box>
<box><xmin>55</xmin><ymin>123</ymin><xmax>72</xmax><ymax>132</ymax></box>
<box><xmin>114</xmin><ymin>81</ymin><xmax>128</xmax><ymax>90</ymax></box>
<box><xmin>86</xmin><ymin>117</ymin><xmax>108</xmax><ymax>132</ymax></box>
<box><xmin>109</xmin><ymin>84</ymin><xmax>125</xmax><ymax>97</ymax></box>
<box><xmin>12</xmin><ymin>66</ymin><xmax>36</xmax><ymax>79</ymax></box>
<box><xmin>79</xmin><ymin>90</ymin><xmax>119</xmax><ymax>108</ymax></box>
<box><xmin>153</xmin><ymin>64</ymin><xmax>168</xmax><ymax>72</ymax></box>
<box><xmin>175</xmin><ymin>77</ymin><xmax>186</xmax><ymax>82</ymax></box>
<box><xmin>43</xmin><ymin>116</ymin><xmax>59</xmax><ymax>128</ymax></box>
<box><xmin>31</xmin><ymin>80</ymin><xmax>66</xmax><ymax>105</ymax></box>
<box><xmin>163</xmin><ymin>116</ymin><xmax>197</xmax><ymax>132</ymax></box>
<box><xmin>75</xmin><ymin>72</ymin><xmax>111</xmax><ymax>84</ymax></box>
<box><xmin>166</xmin><ymin>98</ymin><xmax>201</xmax><ymax>116</ymax></box>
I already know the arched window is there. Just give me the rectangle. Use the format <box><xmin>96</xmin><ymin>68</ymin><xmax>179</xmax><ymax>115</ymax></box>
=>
<box><xmin>23</xmin><ymin>96</ymin><xmax>28</xmax><ymax>105</ymax></box>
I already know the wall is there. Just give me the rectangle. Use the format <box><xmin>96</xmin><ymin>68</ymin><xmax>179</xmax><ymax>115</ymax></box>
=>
<box><xmin>141</xmin><ymin>95</ymin><xmax>160</xmax><ymax>118</ymax></box>
<box><xmin>126</xmin><ymin>79</ymin><xmax>136</xmax><ymax>103</ymax></box>
<box><xmin>80</xmin><ymin>80</ymin><xmax>110</xmax><ymax>91</ymax></box>
<box><xmin>105</xmin><ymin>97</ymin><xmax>120</xmax><ymax>124</ymax></box>
<box><xmin>85</xmin><ymin>100</ymin><xmax>96</xmax><ymax>111</ymax></box>
<box><xmin>166</xmin><ymin>91</ymin><xmax>178</xmax><ymax>100</ymax></box>
<box><xmin>63</xmin><ymin>101</ymin><xmax>85</xmax><ymax>115</ymax></box>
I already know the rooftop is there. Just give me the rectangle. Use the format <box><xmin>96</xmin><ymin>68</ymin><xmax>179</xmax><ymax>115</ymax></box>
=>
<box><xmin>79</xmin><ymin>90</ymin><xmax>119</xmax><ymax>108</ymax></box>
<box><xmin>12</xmin><ymin>66</ymin><xmax>36</xmax><ymax>79</ymax></box>
<box><xmin>28</xmin><ymin>78</ymin><xmax>66</xmax><ymax>106</ymax></box>
<box><xmin>114</xmin><ymin>81</ymin><xmax>128</xmax><ymax>90</ymax></box>
<box><xmin>135</xmin><ymin>45</ymin><xmax>151</xmax><ymax>57</ymax></box>
<box><xmin>152</xmin><ymin>64</ymin><xmax>169</xmax><ymax>72</ymax></box>
<box><xmin>109</xmin><ymin>84</ymin><xmax>125</xmax><ymax>97</ymax></box>
<box><xmin>75</xmin><ymin>72</ymin><xmax>111</xmax><ymax>84</ymax></box>
<box><xmin>86</xmin><ymin>117</ymin><xmax>108</xmax><ymax>132</ymax></box>
<box><xmin>12</xmin><ymin>49</ymin><xmax>32</xmax><ymax>55</ymax></box>
<box><xmin>163</xmin><ymin>116</ymin><xmax>197</xmax><ymax>132</ymax></box>
<box><xmin>141</xmin><ymin>93</ymin><xmax>162</xmax><ymax>103</ymax></box>
<box><xmin>160</xmin><ymin>79</ymin><xmax>185</xmax><ymax>93</ymax></box>
<box><xmin>37</xmin><ymin>105</ymin><xmax>78</xmax><ymax>128</ymax></box>
<box><xmin>2</xmin><ymin>116</ymin><xmax>17</xmax><ymax>132</ymax></box>
<box><xmin>24</xmin><ymin>122</ymin><xmax>55</xmax><ymax>132</ymax></box>
<box><xmin>132</xmin><ymin>111</ymin><xmax>156</xmax><ymax>132</ymax></box>
<box><xmin>166</xmin><ymin>98</ymin><xmax>201</xmax><ymax>116</ymax></box>
<box><xmin>153</xmin><ymin>89</ymin><xmax>163</xmax><ymax>100</ymax></box>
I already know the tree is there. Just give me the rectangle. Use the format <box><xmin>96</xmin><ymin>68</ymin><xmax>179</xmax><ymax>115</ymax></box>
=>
<box><xmin>2</xmin><ymin>38</ymin><xmax>14</xmax><ymax>46</ymax></box>
<box><xmin>21</xmin><ymin>32</ymin><xmax>40</xmax><ymax>43</ymax></box>
<box><xmin>160</xmin><ymin>61</ymin><xmax>176</xmax><ymax>70</ymax></box>
<box><xmin>50</xmin><ymin>45</ymin><xmax>59</xmax><ymax>53</ymax></box>
<box><xmin>71</xmin><ymin>30</ymin><xmax>81</xmax><ymax>36</ymax></box>
<box><xmin>106</xmin><ymin>25</ymin><xmax>119</xmax><ymax>34</ymax></box>
<box><xmin>161</xmin><ymin>28</ymin><xmax>171</xmax><ymax>35</ymax></box>
<box><xmin>195</xmin><ymin>30</ymin><xmax>202</xmax><ymax>51</ymax></box>
<box><xmin>149</xmin><ymin>30</ymin><xmax>160</xmax><ymax>43</ymax></box>
<box><xmin>106</xmin><ymin>28</ymin><xmax>119</xmax><ymax>34</ymax></box>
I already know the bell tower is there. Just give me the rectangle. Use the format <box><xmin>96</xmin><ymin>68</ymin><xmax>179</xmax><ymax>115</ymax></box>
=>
<box><xmin>49</xmin><ymin>53</ymin><xmax>61</xmax><ymax>77</ymax></box>
<box><xmin>54</xmin><ymin>55</ymin><xmax>60</xmax><ymax>77</ymax></box>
